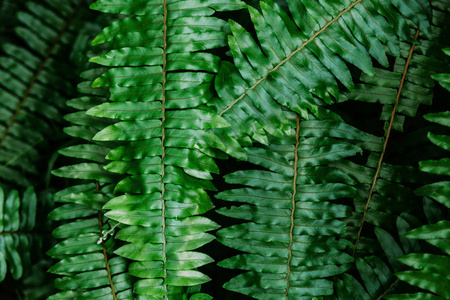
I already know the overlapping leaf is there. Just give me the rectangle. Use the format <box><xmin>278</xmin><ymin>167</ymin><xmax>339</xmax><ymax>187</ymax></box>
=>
<box><xmin>345</xmin><ymin>6</ymin><xmax>450</xmax><ymax>134</ymax></box>
<box><xmin>87</xmin><ymin>0</ymin><xmax>246</xmax><ymax>298</ymax></box>
<box><xmin>209</xmin><ymin>0</ymin><xmax>432</xmax><ymax>146</ymax></box>
<box><xmin>1</xmin><ymin>0</ymin><xmax>447</xmax><ymax>298</ymax></box>
<box><xmin>331</xmin><ymin>214</ymin><xmax>421</xmax><ymax>300</ymax></box>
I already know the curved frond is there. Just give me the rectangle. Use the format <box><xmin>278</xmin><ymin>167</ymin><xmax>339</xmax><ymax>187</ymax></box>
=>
<box><xmin>209</xmin><ymin>0</ymin><xmax>432</xmax><ymax>145</ymax></box>
<box><xmin>346</xmin><ymin>8</ymin><xmax>450</xmax><ymax>134</ymax></box>
<box><xmin>317</xmin><ymin>5</ymin><xmax>450</xmax><ymax>298</ymax></box>
<box><xmin>50</xmin><ymin>94</ymin><xmax>134</xmax><ymax>299</ymax></box>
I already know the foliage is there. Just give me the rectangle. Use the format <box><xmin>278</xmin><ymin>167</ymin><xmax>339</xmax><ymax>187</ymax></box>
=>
<box><xmin>0</xmin><ymin>0</ymin><xmax>449</xmax><ymax>299</ymax></box>
<box><xmin>216</xmin><ymin>113</ymin><xmax>362</xmax><ymax>298</ymax></box>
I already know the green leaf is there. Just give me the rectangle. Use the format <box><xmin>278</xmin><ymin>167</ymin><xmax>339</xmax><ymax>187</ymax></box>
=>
<box><xmin>217</xmin><ymin>118</ymin><xmax>360</xmax><ymax>297</ymax></box>
<box><xmin>398</xmin><ymin>253</ymin><xmax>450</xmax><ymax>280</ymax></box>
<box><xmin>4</xmin><ymin>190</ymin><xmax>20</xmax><ymax>232</ymax></box>
<box><xmin>395</xmin><ymin>270</ymin><xmax>450</xmax><ymax>298</ymax></box>
<box><xmin>164</xmin><ymin>109</ymin><xmax>230</xmax><ymax>129</ymax></box>
<box><xmin>49</xmin><ymin>253</ymin><xmax>105</xmax><ymax>275</ymax></box>
<box><xmin>93</xmin><ymin>120</ymin><xmax>162</xmax><ymax>142</ymax></box>
<box><xmin>375</xmin><ymin>227</ymin><xmax>404</xmax><ymax>272</ymax></box>
<box><xmin>419</xmin><ymin>158</ymin><xmax>450</xmax><ymax>176</ymax></box>
<box><xmin>58</xmin><ymin>144</ymin><xmax>110</xmax><ymax>163</ymax></box>
<box><xmin>52</xmin><ymin>218</ymin><xmax>100</xmax><ymax>239</ymax></box>
<box><xmin>424</xmin><ymin>111</ymin><xmax>450</xmax><ymax>127</ymax></box>
<box><xmin>52</xmin><ymin>163</ymin><xmax>120</xmax><ymax>183</ymax></box>
<box><xmin>427</xmin><ymin>132</ymin><xmax>450</xmax><ymax>151</ymax></box>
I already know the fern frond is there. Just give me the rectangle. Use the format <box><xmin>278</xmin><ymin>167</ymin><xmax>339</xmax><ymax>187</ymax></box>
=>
<box><xmin>0</xmin><ymin>186</ymin><xmax>36</xmax><ymax>282</ymax></box>
<box><xmin>0</xmin><ymin>0</ymin><xmax>99</xmax><ymax>188</ymax></box>
<box><xmin>386</xmin><ymin>199</ymin><xmax>450</xmax><ymax>299</ymax></box>
<box><xmin>87</xmin><ymin>0</ymin><xmax>246</xmax><ymax>298</ymax></box>
<box><xmin>209</xmin><ymin>0</ymin><xmax>432</xmax><ymax>146</ymax></box>
<box><xmin>48</xmin><ymin>187</ymin><xmax>134</xmax><ymax>300</ymax></box>
<box><xmin>215</xmin><ymin>111</ymin><xmax>382</xmax><ymax>298</ymax></box>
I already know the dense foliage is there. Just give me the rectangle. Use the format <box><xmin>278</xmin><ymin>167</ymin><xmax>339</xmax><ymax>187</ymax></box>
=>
<box><xmin>0</xmin><ymin>0</ymin><xmax>449</xmax><ymax>299</ymax></box>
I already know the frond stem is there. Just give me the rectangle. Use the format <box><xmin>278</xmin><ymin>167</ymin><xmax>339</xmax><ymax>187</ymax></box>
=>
<box><xmin>0</xmin><ymin>0</ymin><xmax>86</xmax><ymax>149</ymax></box>
<box><xmin>161</xmin><ymin>0</ymin><xmax>168</xmax><ymax>297</ymax></box>
<box><xmin>352</xmin><ymin>30</ymin><xmax>420</xmax><ymax>256</ymax></box>
<box><xmin>220</xmin><ymin>0</ymin><xmax>362</xmax><ymax>116</ymax></box>
<box><xmin>286</xmin><ymin>116</ymin><xmax>300</xmax><ymax>297</ymax></box>
<box><xmin>98</xmin><ymin>212</ymin><xmax>118</xmax><ymax>300</ymax></box>
<box><xmin>376</xmin><ymin>278</ymin><xmax>400</xmax><ymax>300</ymax></box>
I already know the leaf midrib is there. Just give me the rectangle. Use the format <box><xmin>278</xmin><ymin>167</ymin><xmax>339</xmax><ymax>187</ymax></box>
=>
<box><xmin>352</xmin><ymin>30</ymin><xmax>421</xmax><ymax>256</ymax></box>
<box><xmin>286</xmin><ymin>116</ymin><xmax>300</xmax><ymax>298</ymax></box>
<box><xmin>97</xmin><ymin>212</ymin><xmax>118</xmax><ymax>300</ymax></box>
<box><xmin>161</xmin><ymin>0</ymin><xmax>169</xmax><ymax>298</ymax></box>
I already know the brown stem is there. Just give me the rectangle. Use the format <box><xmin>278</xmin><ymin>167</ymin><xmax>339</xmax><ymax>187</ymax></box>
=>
<box><xmin>286</xmin><ymin>116</ymin><xmax>300</xmax><ymax>298</ymax></box>
<box><xmin>95</xmin><ymin>179</ymin><xmax>117</xmax><ymax>300</ymax></box>
<box><xmin>352</xmin><ymin>30</ymin><xmax>421</xmax><ymax>256</ymax></box>
<box><xmin>376</xmin><ymin>278</ymin><xmax>400</xmax><ymax>300</ymax></box>
<box><xmin>98</xmin><ymin>213</ymin><xmax>118</xmax><ymax>300</ymax></box>
<box><xmin>0</xmin><ymin>231</ymin><xmax>22</xmax><ymax>235</ymax></box>
<box><xmin>161</xmin><ymin>0</ymin><xmax>168</xmax><ymax>298</ymax></box>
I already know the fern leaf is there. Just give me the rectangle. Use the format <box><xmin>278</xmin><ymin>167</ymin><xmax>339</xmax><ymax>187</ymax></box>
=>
<box><xmin>215</xmin><ymin>112</ymin><xmax>375</xmax><ymax>298</ymax></box>
<box><xmin>49</xmin><ymin>21</ymin><xmax>135</xmax><ymax>296</ymax></box>
<box><xmin>346</xmin><ymin>11</ymin><xmax>450</xmax><ymax>134</ymax></box>
<box><xmin>209</xmin><ymin>0</ymin><xmax>431</xmax><ymax>146</ymax></box>
<box><xmin>87</xmin><ymin>0</ymin><xmax>246</xmax><ymax>298</ymax></box>
<box><xmin>390</xmin><ymin>218</ymin><xmax>450</xmax><ymax>298</ymax></box>
<box><xmin>329</xmin><ymin>214</ymin><xmax>424</xmax><ymax>300</ymax></box>
<box><xmin>48</xmin><ymin>181</ymin><xmax>134</xmax><ymax>299</ymax></box>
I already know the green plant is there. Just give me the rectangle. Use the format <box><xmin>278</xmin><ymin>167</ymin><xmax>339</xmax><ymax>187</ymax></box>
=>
<box><xmin>0</xmin><ymin>0</ymin><xmax>449</xmax><ymax>299</ymax></box>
